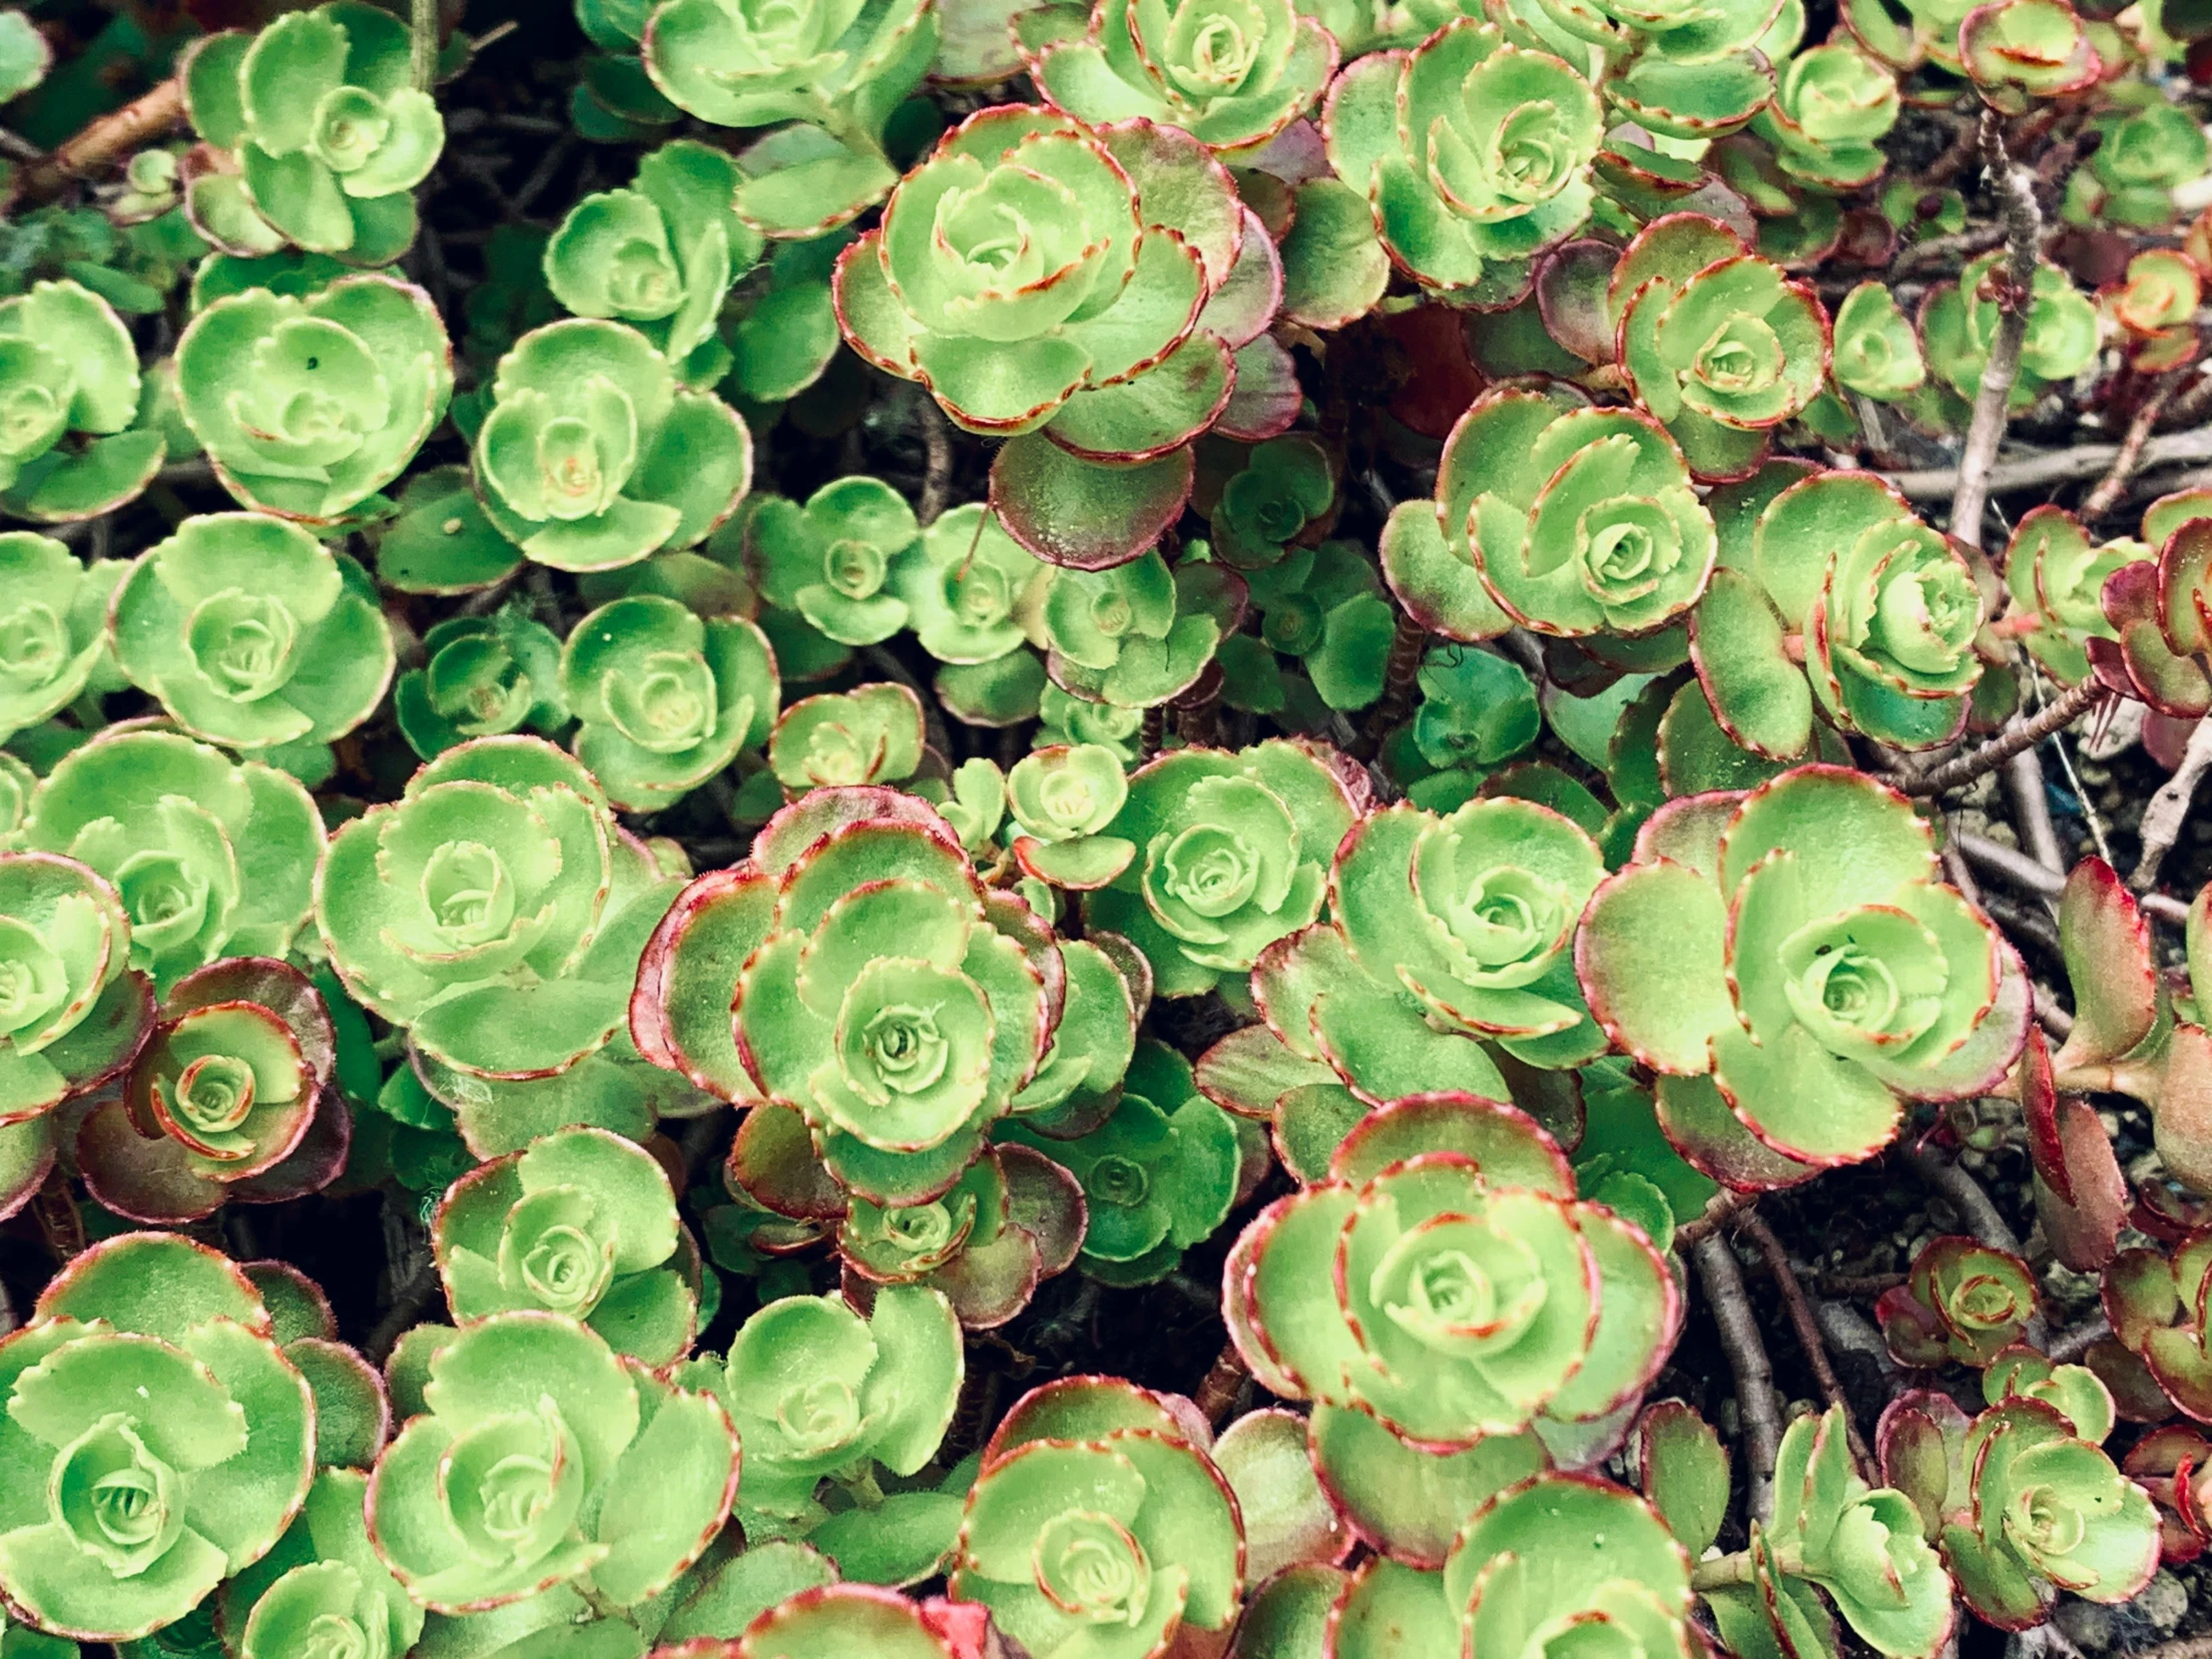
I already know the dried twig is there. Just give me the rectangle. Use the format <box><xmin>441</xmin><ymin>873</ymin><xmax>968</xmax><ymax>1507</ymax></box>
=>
<box><xmin>2081</xmin><ymin>378</ymin><xmax>2178</xmax><ymax>520</ymax></box>
<box><xmin>1949</xmin><ymin>114</ymin><xmax>2043</xmax><ymax>551</ymax></box>
<box><xmin>1193</xmin><ymin>1340</ymin><xmax>1251</xmax><ymax>1424</ymax></box>
<box><xmin>1883</xmin><ymin>427</ymin><xmax>2212</xmax><ymax>502</ymax></box>
<box><xmin>1693</xmin><ymin>1234</ymin><xmax>1781</xmax><ymax>1523</ymax></box>
<box><xmin>2131</xmin><ymin>709</ymin><xmax>2212</xmax><ymax>893</ymax></box>
<box><xmin>1901</xmin><ymin>679</ymin><xmax>2110</xmax><ymax>797</ymax></box>
<box><xmin>1906</xmin><ymin>1144</ymin><xmax>2020</xmax><ymax>1254</ymax></box>
<box><xmin>2115</xmin><ymin>1639</ymin><xmax>2212</xmax><ymax>1659</ymax></box>
<box><xmin>1736</xmin><ymin>1211</ymin><xmax>1878</xmax><ymax>1483</ymax></box>
<box><xmin>2047</xmin><ymin>1315</ymin><xmax>2110</xmax><ymax>1364</ymax></box>
<box><xmin>1955</xmin><ymin>828</ymin><xmax>2192</xmax><ymax>923</ymax></box>
<box><xmin>19</xmin><ymin>76</ymin><xmax>186</xmax><ymax>202</ymax></box>
<box><xmin>2003</xmin><ymin>749</ymin><xmax>2065</xmax><ymax>874</ymax></box>
<box><xmin>1675</xmin><ymin>1189</ymin><xmax>1757</xmax><ymax>1250</ymax></box>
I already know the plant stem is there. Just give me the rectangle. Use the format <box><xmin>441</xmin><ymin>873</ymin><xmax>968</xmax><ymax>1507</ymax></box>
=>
<box><xmin>1690</xmin><ymin>1550</ymin><xmax>1760</xmax><ymax>1592</ymax></box>
<box><xmin>2002</xmin><ymin>749</ymin><xmax>2064</xmax><ymax>875</ymax></box>
<box><xmin>2081</xmin><ymin>377</ymin><xmax>2177</xmax><ymax>520</ymax></box>
<box><xmin>1953</xmin><ymin>828</ymin><xmax>2192</xmax><ymax>924</ymax></box>
<box><xmin>19</xmin><ymin>75</ymin><xmax>186</xmax><ymax>202</ymax></box>
<box><xmin>913</xmin><ymin>387</ymin><xmax>953</xmax><ymax>526</ymax></box>
<box><xmin>1193</xmin><ymin>1339</ymin><xmax>1250</xmax><ymax>1424</ymax></box>
<box><xmin>412</xmin><ymin>0</ymin><xmax>440</xmax><ymax>91</ymax></box>
<box><xmin>1901</xmin><ymin>679</ymin><xmax>2108</xmax><ymax>797</ymax></box>
<box><xmin>1674</xmin><ymin>1189</ymin><xmax>1756</xmax><ymax>1250</ymax></box>
<box><xmin>1884</xmin><ymin>427</ymin><xmax>2212</xmax><ymax>502</ymax></box>
<box><xmin>1904</xmin><ymin>1144</ymin><xmax>2019</xmax><ymax>1254</ymax></box>
<box><xmin>1947</xmin><ymin>113</ymin><xmax>2042</xmax><ymax>551</ymax></box>
<box><xmin>2131</xmin><ymin>710</ymin><xmax>2212</xmax><ymax>893</ymax></box>
<box><xmin>1737</xmin><ymin>1211</ymin><xmax>1877</xmax><ymax>1485</ymax></box>
<box><xmin>1693</xmin><ymin>1232</ymin><xmax>1780</xmax><ymax>1524</ymax></box>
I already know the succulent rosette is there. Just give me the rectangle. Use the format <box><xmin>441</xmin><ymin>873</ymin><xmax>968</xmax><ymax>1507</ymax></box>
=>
<box><xmin>2065</xmin><ymin>92</ymin><xmax>2211</xmax><ymax>230</ymax></box>
<box><xmin>1577</xmin><ymin>769</ymin><xmax>2029</xmax><ymax>1183</ymax></box>
<box><xmin>1229</xmin><ymin>1093</ymin><xmax>1679</xmax><ymax>1463</ymax></box>
<box><xmin>2001</xmin><ymin>506</ymin><xmax>2143</xmax><ymax>687</ymax></box>
<box><xmin>175</xmin><ymin>275</ymin><xmax>452</xmax><ymax>522</ymax></box>
<box><xmin>2102</xmin><ymin>250</ymin><xmax>2201</xmax><ymax>371</ymax></box>
<box><xmin>1529</xmin><ymin>0</ymin><xmax>1782</xmax><ymax>61</ymax></box>
<box><xmin>181</xmin><ymin>3</ymin><xmax>443</xmax><ymax>262</ymax></box>
<box><xmin>1879</xmin><ymin>1392</ymin><xmax>2159</xmax><ymax>1629</ymax></box>
<box><xmin>0</xmin><ymin>1234</ymin><xmax>314</xmax><ymax>1642</ymax></box>
<box><xmin>364</xmin><ymin>1312</ymin><xmax>739</xmax><ymax>1612</ymax></box>
<box><xmin>833</xmin><ymin>106</ymin><xmax>1240</xmax><ymax>454</ymax></box>
<box><xmin>315</xmin><ymin>737</ymin><xmax>683</xmax><ymax>1082</ymax></box>
<box><xmin>560</xmin><ymin>595</ymin><xmax>780</xmax><ymax>810</ymax></box>
<box><xmin>1083</xmin><ymin>740</ymin><xmax>1363</xmax><ymax>999</ymax></box>
<box><xmin>950</xmin><ymin>1377</ymin><xmax>1244</xmax><ymax>1659</ymax></box>
<box><xmin>78</xmin><ymin>956</ymin><xmax>348</xmax><ymax>1225</ymax></box>
<box><xmin>768</xmin><ymin>682</ymin><xmax>927</xmax><ymax>789</ymax></box>
<box><xmin>1436</xmin><ymin>384</ymin><xmax>1718</xmax><ymax>639</ymax></box>
<box><xmin>109</xmin><ymin>512</ymin><xmax>396</xmax><ymax>751</ymax></box>
<box><xmin>1756</xmin><ymin>43</ymin><xmax>1899</xmax><ymax>188</ymax></box>
<box><xmin>1958</xmin><ymin>0</ymin><xmax>2098</xmax><ymax>114</ymax></box>
<box><xmin>1322</xmin><ymin>20</ymin><xmax>1600</xmax><ymax>295</ymax></box>
<box><xmin>1611</xmin><ymin>216</ymin><xmax>1830</xmax><ymax>481</ymax></box>
<box><xmin>432</xmin><ymin>1125</ymin><xmax>697</xmax><ymax>1366</ymax></box>
<box><xmin>473</xmin><ymin>318</ymin><xmax>755</xmax><ymax>572</ymax></box>
<box><xmin>0</xmin><ymin>534</ymin><xmax>115</xmax><ymax>744</ymax></box>
<box><xmin>1027</xmin><ymin>0</ymin><xmax>1337</xmax><ymax>153</ymax></box>
<box><xmin>394</xmin><ymin>606</ymin><xmax>569</xmax><ymax>760</ymax></box>
<box><xmin>0</xmin><ymin>279</ymin><xmax>163</xmax><ymax>522</ymax></box>
<box><xmin>676</xmin><ymin>1285</ymin><xmax>959</xmax><ymax>1516</ymax></box>
<box><xmin>1038</xmin><ymin>549</ymin><xmax>1247</xmax><ymax>709</ymax></box>
<box><xmin>723</xmin><ymin>1585</ymin><xmax>995</xmax><ymax>1658</ymax></box>
<box><xmin>221</xmin><ymin>1468</ymin><xmax>423</xmax><ymax>1659</ymax></box>
<box><xmin>0</xmin><ymin>851</ymin><xmax>151</xmax><ymax>1126</ymax></box>
<box><xmin>891</xmin><ymin>503</ymin><xmax>1048</xmax><ymax>666</ymax></box>
<box><xmin>1005</xmin><ymin>743</ymin><xmax>1135</xmax><ymax>888</ymax></box>
<box><xmin>641</xmin><ymin>0</ymin><xmax>941</xmax><ymax>236</ymax></box>
<box><xmin>1832</xmin><ymin>281</ymin><xmax>1927</xmax><ymax>400</ymax></box>
<box><xmin>748</xmin><ymin>475</ymin><xmax>921</xmax><ymax>648</ymax></box>
<box><xmin>2103</xmin><ymin>1227</ymin><xmax>2212</xmax><ymax>1421</ymax></box>
<box><xmin>1209</xmin><ymin>434</ymin><xmax>1336</xmax><ymax>571</ymax></box>
<box><xmin>2123</xmin><ymin>1424</ymin><xmax>2212</xmax><ymax>1563</ymax></box>
<box><xmin>546</xmin><ymin>141</ymin><xmax>765</xmax><ymax>377</ymax></box>
<box><xmin>1921</xmin><ymin>253</ymin><xmax>2097</xmax><ymax>416</ymax></box>
<box><xmin>14</xmin><ymin>729</ymin><xmax>323</xmax><ymax>990</ymax></box>
<box><xmin>1877</xmin><ymin>1237</ymin><xmax>2041</xmax><ymax>1369</ymax></box>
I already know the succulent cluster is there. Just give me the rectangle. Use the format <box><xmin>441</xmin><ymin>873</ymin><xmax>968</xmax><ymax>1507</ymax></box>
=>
<box><xmin>8</xmin><ymin>0</ymin><xmax>2212</xmax><ymax>1649</ymax></box>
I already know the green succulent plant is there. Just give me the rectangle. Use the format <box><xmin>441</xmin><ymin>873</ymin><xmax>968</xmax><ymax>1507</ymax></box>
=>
<box><xmin>315</xmin><ymin>737</ymin><xmax>682</xmax><ymax>1083</ymax></box>
<box><xmin>2098</xmin><ymin>1227</ymin><xmax>2212</xmax><ymax>1423</ymax></box>
<box><xmin>1877</xmin><ymin>1236</ymin><xmax>2041</xmax><ymax>1368</ymax></box>
<box><xmin>676</xmin><ymin>1285</ymin><xmax>959</xmax><ymax>1518</ymax></box>
<box><xmin>433</xmin><ymin>1124</ymin><xmax>696</xmax><ymax>1366</ymax></box>
<box><xmin>364</xmin><ymin>1311</ymin><xmax>739</xmax><ymax>1612</ymax></box>
<box><xmin>1039</xmin><ymin>549</ymin><xmax>1244</xmax><ymax>709</ymax></box>
<box><xmin>1831</xmin><ymin>281</ymin><xmax>1927</xmax><ymax>400</ymax></box>
<box><xmin>76</xmin><ymin>956</ymin><xmax>343</xmax><ymax>1226</ymax></box>
<box><xmin>2065</xmin><ymin>89</ymin><xmax>2212</xmax><ymax>230</ymax></box>
<box><xmin>395</xmin><ymin>606</ymin><xmax>570</xmax><ymax>760</ymax></box>
<box><xmin>109</xmin><ymin>512</ymin><xmax>395</xmax><ymax>751</ymax></box>
<box><xmin>749</xmin><ymin>475</ymin><xmax>920</xmax><ymax>648</ymax></box>
<box><xmin>0</xmin><ymin>850</ymin><xmax>151</xmax><ymax>1124</ymax></box>
<box><xmin>1579</xmin><ymin>768</ymin><xmax>2028</xmax><ymax>1182</ymax></box>
<box><xmin>726</xmin><ymin>1585</ymin><xmax>995</xmax><ymax>1657</ymax></box>
<box><xmin>1959</xmin><ymin>0</ymin><xmax>2098</xmax><ymax>114</ymax></box>
<box><xmin>1237</xmin><ymin>536</ymin><xmax>1395</xmax><ymax>714</ymax></box>
<box><xmin>13</xmin><ymin>728</ymin><xmax>322</xmax><ymax>990</ymax></box>
<box><xmin>1436</xmin><ymin>384</ymin><xmax>1718</xmax><ymax>639</ymax></box>
<box><xmin>1922</xmin><ymin>252</ymin><xmax>2097</xmax><ymax>416</ymax></box>
<box><xmin>951</xmin><ymin>1378</ymin><xmax>1243</xmax><ymax>1658</ymax></box>
<box><xmin>1757</xmin><ymin>42</ymin><xmax>1899</xmax><ymax>188</ymax></box>
<box><xmin>642</xmin><ymin>0</ymin><xmax>941</xmax><ymax>236</ymax></box>
<box><xmin>1083</xmin><ymin>739</ymin><xmax>1362</xmax><ymax>998</ymax></box>
<box><xmin>1002</xmin><ymin>744</ymin><xmax>1131</xmax><ymax>891</ymax></box>
<box><xmin>891</xmin><ymin>502</ymin><xmax>1046</xmax><ymax>666</ymax></box>
<box><xmin>221</xmin><ymin>1468</ymin><xmax>422</xmax><ymax>1659</ymax></box>
<box><xmin>1038</xmin><ymin>681</ymin><xmax>1144</xmax><ymax>759</ymax></box>
<box><xmin>561</xmin><ymin>594</ymin><xmax>780</xmax><ymax>810</ymax></box>
<box><xmin>1879</xmin><ymin>1392</ymin><xmax>2160</xmax><ymax>1629</ymax></box>
<box><xmin>182</xmin><ymin>4</ymin><xmax>444</xmax><ymax>262</ymax></box>
<box><xmin>546</xmin><ymin>140</ymin><xmax>765</xmax><ymax>380</ymax></box>
<box><xmin>1209</xmin><ymin>434</ymin><xmax>1336</xmax><ymax>571</ymax></box>
<box><xmin>474</xmin><ymin>318</ymin><xmax>754</xmax><ymax>572</ymax></box>
<box><xmin>1531</xmin><ymin>0</ymin><xmax>1784</xmax><ymax>60</ymax></box>
<box><xmin>1230</xmin><ymin>1091</ymin><xmax>1678</xmax><ymax>1456</ymax></box>
<box><xmin>0</xmin><ymin>535</ymin><xmax>115</xmax><ymax>742</ymax></box>
<box><xmin>0</xmin><ymin>278</ymin><xmax>162</xmax><ymax>522</ymax></box>
<box><xmin>1323</xmin><ymin>20</ymin><xmax>1600</xmax><ymax>295</ymax></box>
<box><xmin>1982</xmin><ymin>1348</ymin><xmax>2117</xmax><ymax>1445</ymax></box>
<box><xmin>1024</xmin><ymin>0</ymin><xmax>1338</xmax><ymax>152</ymax></box>
<box><xmin>174</xmin><ymin>274</ymin><xmax>452</xmax><ymax>522</ymax></box>
<box><xmin>768</xmin><ymin>682</ymin><xmax>927</xmax><ymax>790</ymax></box>
<box><xmin>0</xmin><ymin>1233</ymin><xmax>314</xmax><ymax>1642</ymax></box>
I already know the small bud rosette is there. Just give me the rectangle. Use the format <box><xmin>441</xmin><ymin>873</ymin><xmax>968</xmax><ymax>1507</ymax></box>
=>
<box><xmin>472</xmin><ymin>319</ymin><xmax>754</xmax><ymax>573</ymax></box>
<box><xmin>1323</xmin><ymin>20</ymin><xmax>1600</xmax><ymax>296</ymax></box>
<box><xmin>950</xmin><ymin>1377</ymin><xmax>1244</xmax><ymax>1659</ymax></box>
<box><xmin>749</xmin><ymin>475</ymin><xmax>922</xmax><ymax>649</ymax></box>
<box><xmin>768</xmin><ymin>683</ymin><xmax>929</xmax><ymax>790</ymax></box>
<box><xmin>1756</xmin><ymin>44</ymin><xmax>1901</xmax><ymax>190</ymax></box>
<box><xmin>1878</xmin><ymin>1236</ymin><xmax>2040</xmax><ymax>1369</ymax></box>
<box><xmin>2103</xmin><ymin>1225</ymin><xmax>2212</xmax><ymax>1423</ymax></box>
<box><xmin>394</xmin><ymin>607</ymin><xmax>568</xmax><ymax>760</ymax></box>
<box><xmin>1081</xmin><ymin>740</ymin><xmax>1363</xmax><ymax>999</ymax></box>
<box><xmin>1879</xmin><ymin>1391</ymin><xmax>2159</xmax><ymax>1629</ymax></box>
<box><xmin>364</xmin><ymin>1313</ymin><xmax>739</xmax><ymax>1611</ymax></box>
<box><xmin>175</xmin><ymin>274</ymin><xmax>452</xmax><ymax>523</ymax></box>
<box><xmin>13</xmin><ymin>729</ymin><xmax>323</xmax><ymax>990</ymax></box>
<box><xmin>1577</xmin><ymin>769</ymin><xmax>2029</xmax><ymax>1185</ymax></box>
<box><xmin>1921</xmin><ymin>253</ymin><xmax>2097</xmax><ymax>418</ymax></box>
<box><xmin>79</xmin><ymin>956</ymin><xmax>349</xmax><ymax>1225</ymax></box>
<box><xmin>2000</xmin><ymin>506</ymin><xmax>2143</xmax><ymax>688</ymax></box>
<box><xmin>1832</xmin><ymin>282</ymin><xmax>1928</xmax><ymax>400</ymax></box>
<box><xmin>0</xmin><ymin>851</ymin><xmax>152</xmax><ymax>1127</ymax></box>
<box><xmin>181</xmin><ymin>2</ymin><xmax>441</xmax><ymax>264</ymax></box>
<box><xmin>0</xmin><ymin>279</ymin><xmax>162</xmax><ymax>522</ymax></box>
<box><xmin>0</xmin><ymin>1235</ymin><xmax>314</xmax><ymax>1642</ymax></box>
<box><xmin>316</xmin><ymin>738</ymin><xmax>682</xmax><ymax>1083</ymax></box>
<box><xmin>0</xmin><ymin>535</ymin><xmax>115</xmax><ymax>744</ymax></box>
<box><xmin>109</xmin><ymin>513</ymin><xmax>396</xmax><ymax>751</ymax></box>
<box><xmin>221</xmin><ymin>1468</ymin><xmax>421</xmax><ymax>1659</ymax></box>
<box><xmin>433</xmin><ymin>1125</ymin><xmax>698</xmax><ymax>1366</ymax></box>
<box><xmin>1228</xmin><ymin>1094</ymin><xmax>1679</xmax><ymax>1467</ymax></box>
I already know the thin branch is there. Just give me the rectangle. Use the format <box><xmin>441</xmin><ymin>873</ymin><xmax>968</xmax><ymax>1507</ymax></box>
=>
<box><xmin>2081</xmin><ymin>377</ymin><xmax>2178</xmax><ymax>520</ymax></box>
<box><xmin>2131</xmin><ymin>709</ymin><xmax>2212</xmax><ymax>893</ymax></box>
<box><xmin>1693</xmin><ymin>1234</ymin><xmax>1781</xmax><ymax>1524</ymax></box>
<box><xmin>2116</xmin><ymin>1640</ymin><xmax>2212</xmax><ymax>1659</ymax></box>
<box><xmin>2047</xmin><ymin>1315</ymin><xmax>2110</xmax><ymax>1364</ymax></box>
<box><xmin>1902</xmin><ymin>679</ymin><xmax>2110</xmax><ymax>797</ymax></box>
<box><xmin>1193</xmin><ymin>1340</ymin><xmax>1250</xmax><ymax>1424</ymax></box>
<box><xmin>1883</xmin><ymin>427</ymin><xmax>2212</xmax><ymax>502</ymax></box>
<box><xmin>2003</xmin><ymin>749</ymin><xmax>2065</xmax><ymax>874</ymax></box>
<box><xmin>1955</xmin><ymin>828</ymin><xmax>2191</xmax><ymax>923</ymax></box>
<box><xmin>1737</xmin><ymin>1211</ymin><xmax>1878</xmax><ymax>1484</ymax></box>
<box><xmin>1949</xmin><ymin>113</ymin><xmax>2043</xmax><ymax>551</ymax></box>
<box><xmin>19</xmin><ymin>76</ymin><xmax>186</xmax><ymax>202</ymax></box>
<box><xmin>1674</xmin><ymin>1188</ymin><xmax>1757</xmax><ymax>1250</ymax></box>
<box><xmin>412</xmin><ymin>0</ymin><xmax>439</xmax><ymax>91</ymax></box>
<box><xmin>1906</xmin><ymin>1144</ymin><xmax>2020</xmax><ymax>1255</ymax></box>
<box><xmin>913</xmin><ymin>388</ymin><xmax>953</xmax><ymax>526</ymax></box>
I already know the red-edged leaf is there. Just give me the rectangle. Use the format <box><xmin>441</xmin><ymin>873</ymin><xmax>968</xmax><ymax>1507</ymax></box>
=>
<box><xmin>2053</xmin><ymin>857</ymin><xmax>2158</xmax><ymax>1072</ymax></box>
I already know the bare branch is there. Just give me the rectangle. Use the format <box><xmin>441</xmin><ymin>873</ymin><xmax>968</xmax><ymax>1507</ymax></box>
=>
<box><xmin>1882</xmin><ymin>427</ymin><xmax>2212</xmax><ymax>502</ymax></box>
<box><xmin>2132</xmin><ymin>709</ymin><xmax>2212</xmax><ymax>893</ymax></box>
<box><xmin>1901</xmin><ymin>679</ymin><xmax>2109</xmax><ymax>797</ymax></box>
<box><xmin>19</xmin><ymin>76</ymin><xmax>186</xmax><ymax>203</ymax></box>
<box><xmin>1949</xmin><ymin>113</ymin><xmax>2044</xmax><ymax>551</ymax></box>
<box><xmin>1693</xmin><ymin>1234</ymin><xmax>1781</xmax><ymax>1524</ymax></box>
<box><xmin>1737</xmin><ymin>1211</ymin><xmax>1878</xmax><ymax>1484</ymax></box>
<box><xmin>2081</xmin><ymin>378</ymin><xmax>2178</xmax><ymax>520</ymax></box>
